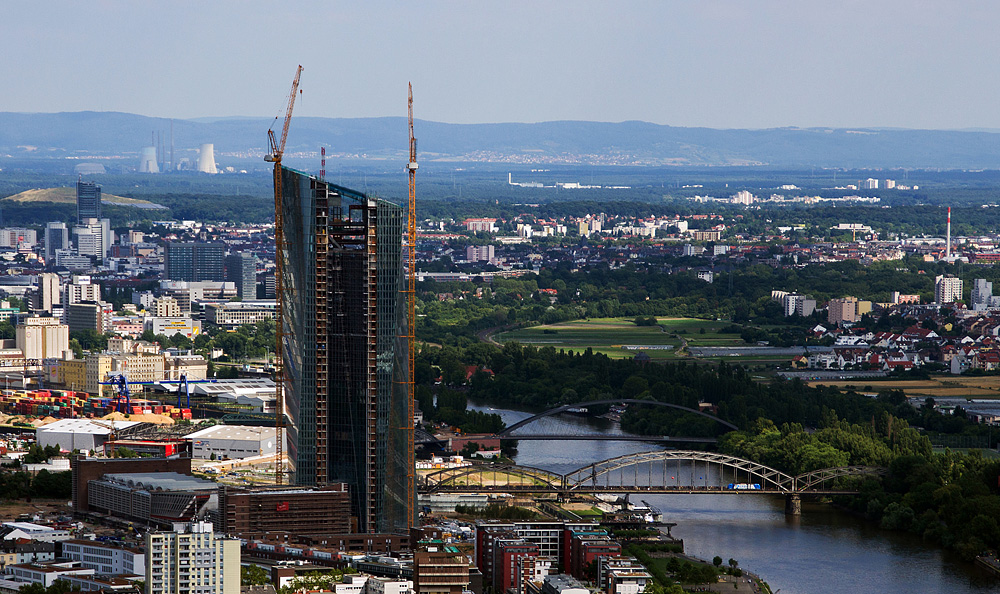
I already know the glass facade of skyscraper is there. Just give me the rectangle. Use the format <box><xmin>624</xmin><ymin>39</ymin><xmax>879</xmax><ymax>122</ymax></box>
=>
<box><xmin>279</xmin><ymin>167</ymin><xmax>411</xmax><ymax>534</ymax></box>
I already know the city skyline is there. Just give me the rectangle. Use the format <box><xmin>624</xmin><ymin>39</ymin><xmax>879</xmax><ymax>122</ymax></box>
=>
<box><xmin>5</xmin><ymin>1</ymin><xmax>1000</xmax><ymax>130</ymax></box>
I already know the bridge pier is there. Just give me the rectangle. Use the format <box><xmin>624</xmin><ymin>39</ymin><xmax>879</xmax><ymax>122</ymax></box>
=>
<box><xmin>784</xmin><ymin>494</ymin><xmax>801</xmax><ymax>516</ymax></box>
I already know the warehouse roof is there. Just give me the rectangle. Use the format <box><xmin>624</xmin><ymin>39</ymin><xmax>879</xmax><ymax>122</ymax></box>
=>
<box><xmin>99</xmin><ymin>472</ymin><xmax>216</xmax><ymax>492</ymax></box>
<box><xmin>36</xmin><ymin>419</ymin><xmax>140</xmax><ymax>435</ymax></box>
<box><xmin>185</xmin><ymin>425</ymin><xmax>275</xmax><ymax>441</ymax></box>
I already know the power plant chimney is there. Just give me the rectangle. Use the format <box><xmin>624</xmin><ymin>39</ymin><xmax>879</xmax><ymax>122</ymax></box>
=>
<box><xmin>197</xmin><ymin>143</ymin><xmax>218</xmax><ymax>174</ymax></box>
<box><xmin>946</xmin><ymin>206</ymin><xmax>951</xmax><ymax>260</ymax></box>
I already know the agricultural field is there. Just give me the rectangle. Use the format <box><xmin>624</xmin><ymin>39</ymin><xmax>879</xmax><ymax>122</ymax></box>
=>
<box><xmin>805</xmin><ymin>376</ymin><xmax>1000</xmax><ymax>400</ymax></box>
<box><xmin>495</xmin><ymin>317</ymin><xmax>735</xmax><ymax>360</ymax></box>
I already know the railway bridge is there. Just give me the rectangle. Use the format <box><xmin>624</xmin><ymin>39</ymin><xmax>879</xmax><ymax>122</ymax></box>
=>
<box><xmin>418</xmin><ymin>450</ymin><xmax>885</xmax><ymax>514</ymax></box>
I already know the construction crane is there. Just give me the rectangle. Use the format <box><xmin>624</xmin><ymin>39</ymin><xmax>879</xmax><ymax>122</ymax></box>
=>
<box><xmin>265</xmin><ymin>65</ymin><xmax>303</xmax><ymax>485</ymax></box>
<box><xmin>406</xmin><ymin>83</ymin><xmax>418</xmax><ymax>523</ymax></box>
<box><xmin>99</xmin><ymin>373</ymin><xmax>134</xmax><ymax>414</ymax></box>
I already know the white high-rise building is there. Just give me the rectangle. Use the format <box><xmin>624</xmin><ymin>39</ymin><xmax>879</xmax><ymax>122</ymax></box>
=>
<box><xmin>935</xmin><ymin>274</ymin><xmax>963</xmax><ymax>304</ymax></box>
<box><xmin>971</xmin><ymin>279</ymin><xmax>993</xmax><ymax>311</ymax></box>
<box><xmin>145</xmin><ymin>521</ymin><xmax>239</xmax><ymax>594</ymax></box>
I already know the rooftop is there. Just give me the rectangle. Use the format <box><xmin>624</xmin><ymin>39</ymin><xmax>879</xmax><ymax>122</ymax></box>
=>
<box><xmin>98</xmin><ymin>472</ymin><xmax>216</xmax><ymax>492</ymax></box>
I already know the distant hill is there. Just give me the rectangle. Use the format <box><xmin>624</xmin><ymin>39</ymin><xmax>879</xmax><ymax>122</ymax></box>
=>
<box><xmin>2</xmin><ymin>111</ymin><xmax>1000</xmax><ymax>169</ymax></box>
<box><xmin>3</xmin><ymin>187</ymin><xmax>161</xmax><ymax>207</ymax></box>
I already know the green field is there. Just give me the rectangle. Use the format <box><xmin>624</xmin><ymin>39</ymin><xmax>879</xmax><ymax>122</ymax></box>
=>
<box><xmin>495</xmin><ymin>317</ymin><xmax>738</xmax><ymax>360</ymax></box>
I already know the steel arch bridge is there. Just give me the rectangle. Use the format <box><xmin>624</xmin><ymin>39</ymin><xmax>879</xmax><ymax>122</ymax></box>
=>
<box><xmin>495</xmin><ymin>399</ymin><xmax>739</xmax><ymax>439</ymax></box>
<box><xmin>418</xmin><ymin>450</ymin><xmax>885</xmax><ymax>496</ymax></box>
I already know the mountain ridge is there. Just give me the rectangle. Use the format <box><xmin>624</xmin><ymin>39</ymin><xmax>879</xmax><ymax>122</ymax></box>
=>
<box><xmin>3</xmin><ymin>111</ymin><xmax>1000</xmax><ymax>169</ymax></box>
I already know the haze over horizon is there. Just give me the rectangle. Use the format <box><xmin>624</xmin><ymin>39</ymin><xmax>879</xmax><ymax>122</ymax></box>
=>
<box><xmin>6</xmin><ymin>1</ymin><xmax>999</xmax><ymax>131</ymax></box>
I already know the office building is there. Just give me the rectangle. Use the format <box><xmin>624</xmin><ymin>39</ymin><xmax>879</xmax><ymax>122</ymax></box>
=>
<box><xmin>935</xmin><ymin>274</ymin><xmax>963</xmax><ymax>304</ymax></box>
<box><xmin>145</xmin><ymin>521</ymin><xmax>239</xmax><ymax>594</ymax></box>
<box><xmin>278</xmin><ymin>167</ymin><xmax>410</xmax><ymax>533</ymax></box>
<box><xmin>225</xmin><ymin>252</ymin><xmax>256</xmax><ymax>299</ymax></box>
<box><xmin>66</xmin><ymin>301</ymin><xmax>111</xmax><ymax>333</ymax></box>
<box><xmin>214</xmin><ymin>484</ymin><xmax>350</xmax><ymax>537</ymax></box>
<box><xmin>165</xmin><ymin>243</ymin><xmax>225</xmax><ymax>282</ymax></box>
<box><xmin>0</xmin><ymin>228</ymin><xmax>37</xmax><ymax>249</ymax></box>
<box><xmin>73</xmin><ymin>218</ymin><xmax>112</xmax><ymax>262</ymax></box>
<box><xmin>45</xmin><ymin>222</ymin><xmax>70</xmax><ymax>263</ymax></box>
<box><xmin>77</xmin><ymin>179</ymin><xmax>102</xmax><ymax>221</ymax></box>
<box><xmin>89</xmin><ymin>473</ymin><xmax>218</xmax><ymax>526</ymax></box>
<box><xmin>71</xmin><ymin>456</ymin><xmax>194</xmax><ymax>513</ymax></box>
<box><xmin>31</xmin><ymin>273</ymin><xmax>61</xmax><ymax>314</ymax></box>
<box><xmin>204</xmin><ymin>301</ymin><xmax>276</xmax><ymax>330</ymax></box>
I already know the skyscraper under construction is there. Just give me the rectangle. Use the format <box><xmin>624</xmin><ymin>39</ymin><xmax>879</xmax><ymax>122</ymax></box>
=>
<box><xmin>277</xmin><ymin>166</ymin><xmax>412</xmax><ymax>534</ymax></box>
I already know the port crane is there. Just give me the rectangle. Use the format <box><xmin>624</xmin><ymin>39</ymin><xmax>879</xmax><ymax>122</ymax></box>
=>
<box><xmin>265</xmin><ymin>65</ymin><xmax>302</xmax><ymax>485</ymax></box>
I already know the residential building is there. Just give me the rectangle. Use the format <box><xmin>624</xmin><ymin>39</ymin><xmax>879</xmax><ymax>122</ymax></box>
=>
<box><xmin>466</xmin><ymin>245</ymin><xmax>495</xmax><ymax>263</ymax></box>
<box><xmin>827</xmin><ymin>297</ymin><xmax>870</xmax><ymax>325</ymax></box>
<box><xmin>225</xmin><ymin>252</ymin><xmax>256</xmax><ymax>299</ymax></box>
<box><xmin>165</xmin><ymin>243</ymin><xmax>226</xmax><ymax>282</ymax></box>
<box><xmin>60</xmin><ymin>539</ymin><xmax>145</xmax><ymax>576</ymax></box>
<box><xmin>77</xmin><ymin>179</ymin><xmax>102</xmax><ymax>221</ymax></box>
<box><xmin>413</xmin><ymin>541</ymin><xmax>471</xmax><ymax>594</ymax></box>
<box><xmin>145</xmin><ymin>521</ymin><xmax>240</xmax><ymax>594</ymax></box>
<box><xmin>464</xmin><ymin>219</ymin><xmax>498</xmax><ymax>233</ymax></box>
<box><xmin>935</xmin><ymin>274</ymin><xmax>963</xmax><ymax>304</ymax></box>
<box><xmin>277</xmin><ymin>168</ymin><xmax>410</xmax><ymax>533</ymax></box>
<box><xmin>971</xmin><ymin>278</ymin><xmax>993</xmax><ymax>311</ymax></box>
<box><xmin>155</xmin><ymin>297</ymin><xmax>181</xmax><ymax>317</ymax></box>
<box><xmin>782</xmin><ymin>294</ymin><xmax>816</xmax><ymax>317</ymax></box>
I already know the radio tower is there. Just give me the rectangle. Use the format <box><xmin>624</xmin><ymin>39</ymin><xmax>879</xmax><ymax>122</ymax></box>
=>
<box><xmin>946</xmin><ymin>206</ymin><xmax>952</xmax><ymax>260</ymax></box>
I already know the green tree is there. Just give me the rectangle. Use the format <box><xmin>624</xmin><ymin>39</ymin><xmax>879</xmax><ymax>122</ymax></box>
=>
<box><xmin>241</xmin><ymin>565</ymin><xmax>270</xmax><ymax>586</ymax></box>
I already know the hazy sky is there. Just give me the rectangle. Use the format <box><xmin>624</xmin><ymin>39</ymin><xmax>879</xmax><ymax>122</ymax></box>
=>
<box><xmin>5</xmin><ymin>1</ymin><xmax>999</xmax><ymax>129</ymax></box>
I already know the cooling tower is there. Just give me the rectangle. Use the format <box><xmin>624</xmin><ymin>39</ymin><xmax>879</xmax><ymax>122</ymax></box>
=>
<box><xmin>138</xmin><ymin>146</ymin><xmax>159</xmax><ymax>173</ymax></box>
<box><xmin>197</xmin><ymin>143</ymin><xmax>218</xmax><ymax>174</ymax></box>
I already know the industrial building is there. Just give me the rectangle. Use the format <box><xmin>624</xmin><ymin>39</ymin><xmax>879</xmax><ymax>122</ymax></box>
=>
<box><xmin>145</xmin><ymin>522</ymin><xmax>239</xmax><ymax>594</ymax></box>
<box><xmin>214</xmin><ymin>484</ymin><xmax>350</xmax><ymax>537</ymax></box>
<box><xmin>36</xmin><ymin>419</ymin><xmax>141</xmax><ymax>452</ymax></box>
<box><xmin>71</xmin><ymin>455</ymin><xmax>194</xmax><ymax>513</ymax></box>
<box><xmin>184</xmin><ymin>425</ymin><xmax>277</xmax><ymax>460</ymax></box>
<box><xmin>278</xmin><ymin>167</ymin><xmax>411</xmax><ymax>533</ymax></box>
<box><xmin>87</xmin><ymin>472</ymin><xmax>218</xmax><ymax>526</ymax></box>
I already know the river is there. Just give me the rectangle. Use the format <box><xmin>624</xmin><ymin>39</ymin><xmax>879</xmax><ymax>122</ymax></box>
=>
<box><xmin>468</xmin><ymin>400</ymin><xmax>999</xmax><ymax>594</ymax></box>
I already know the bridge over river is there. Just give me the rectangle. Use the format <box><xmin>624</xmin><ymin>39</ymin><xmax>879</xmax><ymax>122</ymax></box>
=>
<box><xmin>419</xmin><ymin>450</ymin><xmax>885</xmax><ymax>514</ymax></box>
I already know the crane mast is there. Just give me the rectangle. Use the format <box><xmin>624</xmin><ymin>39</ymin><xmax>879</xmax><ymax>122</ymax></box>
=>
<box><xmin>267</xmin><ymin>65</ymin><xmax>302</xmax><ymax>486</ymax></box>
<box><xmin>406</xmin><ymin>83</ymin><xmax>418</xmax><ymax>522</ymax></box>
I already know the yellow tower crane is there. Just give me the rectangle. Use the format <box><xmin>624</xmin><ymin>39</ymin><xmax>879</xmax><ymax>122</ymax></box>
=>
<box><xmin>266</xmin><ymin>65</ymin><xmax>303</xmax><ymax>485</ymax></box>
<box><xmin>406</xmin><ymin>83</ymin><xmax>418</xmax><ymax>523</ymax></box>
